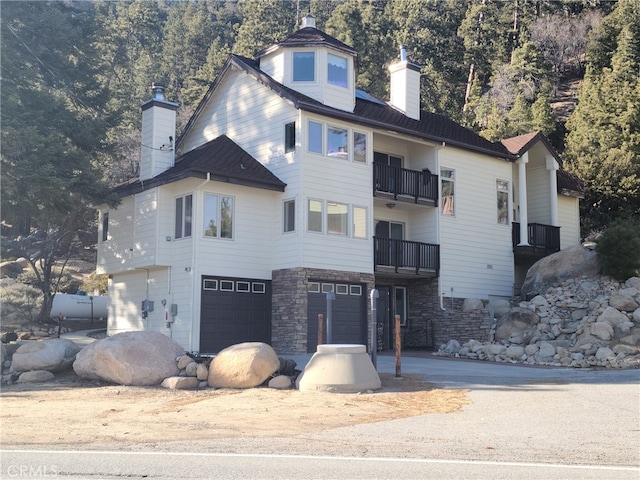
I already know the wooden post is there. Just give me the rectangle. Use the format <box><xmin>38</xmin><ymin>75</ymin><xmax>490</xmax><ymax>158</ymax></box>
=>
<box><xmin>395</xmin><ymin>314</ymin><xmax>402</xmax><ymax>378</ymax></box>
<box><xmin>317</xmin><ymin>313</ymin><xmax>324</xmax><ymax>347</ymax></box>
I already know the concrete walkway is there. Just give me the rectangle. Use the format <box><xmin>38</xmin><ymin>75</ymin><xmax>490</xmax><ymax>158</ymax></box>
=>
<box><xmin>60</xmin><ymin>328</ymin><xmax>105</xmax><ymax>346</ymax></box>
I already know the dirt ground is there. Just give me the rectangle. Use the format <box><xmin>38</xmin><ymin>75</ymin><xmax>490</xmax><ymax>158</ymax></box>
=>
<box><xmin>1</xmin><ymin>370</ymin><xmax>469</xmax><ymax>448</ymax></box>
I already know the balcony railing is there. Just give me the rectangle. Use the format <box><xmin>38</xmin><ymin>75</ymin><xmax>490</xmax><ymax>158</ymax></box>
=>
<box><xmin>373</xmin><ymin>164</ymin><xmax>439</xmax><ymax>205</ymax></box>
<box><xmin>512</xmin><ymin>222</ymin><xmax>560</xmax><ymax>254</ymax></box>
<box><xmin>374</xmin><ymin>237</ymin><xmax>440</xmax><ymax>275</ymax></box>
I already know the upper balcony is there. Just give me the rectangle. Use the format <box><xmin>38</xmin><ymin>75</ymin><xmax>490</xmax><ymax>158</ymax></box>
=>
<box><xmin>512</xmin><ymin>222</ymin><xmax>560</xmax><ymax>259</ymax></box>
<box><xmin>373</xmin><ymin>164</ymin><xmax>438</xmax><ymax>207</ymax></box>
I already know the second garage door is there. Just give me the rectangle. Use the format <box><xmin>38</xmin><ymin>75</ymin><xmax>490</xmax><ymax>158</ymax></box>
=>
<box><xmin>199</xmin><ymin>276</ymin><xmax>272</xmax><ymax>354</ymax></box>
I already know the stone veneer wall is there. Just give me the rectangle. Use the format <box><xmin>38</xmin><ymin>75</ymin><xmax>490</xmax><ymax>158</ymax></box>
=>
<box><xmin>271</xmin><ymin>268</ymin><xmax>375</xmax><ymax>354</ymax></box>
<box><xmin>403</xmin><ymin>280</ymin><xmax>491</xmax><ymax>348</ymax></box>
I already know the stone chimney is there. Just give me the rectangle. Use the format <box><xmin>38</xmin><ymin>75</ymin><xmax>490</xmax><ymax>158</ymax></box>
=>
<box><xmin>140</xmin><ymin>83</ymin><xmax>179</xmax><ymax>181</ymax></box>
<box><xmin>301</xmin><ymin>14</ymin><xmax>316</xmax><ymax>29</ymax></box>
<box><xmin>388</xmin><ymin>45</ymin><xmax>421</xmax><ymax>121</ymax></box>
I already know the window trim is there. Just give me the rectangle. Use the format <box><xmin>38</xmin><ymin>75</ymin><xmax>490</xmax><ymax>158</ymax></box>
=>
<box><xmin>204</xmin><ymin>193</ymin><xmax>234</xmax><ymax>240</ymax></box>
<box><xmin>175</xmin><ymin>194</ymin><xmax>193</xmax><ymax>240</ymax></box>
<box><xmin>307</xmin><ymin>198</ymin><xmax>324</xmax><ymax>233</ymax></box>
<box><xmin>327</xmin><ymin>52</ymin><xmax>348</xmax><ymax>88</ymax></box>
<box><xmin>283</xmin><ymin>199</ymin><xmax>296</xmax><ymax>233</ymax></box>
<box><xmin>101</xmin><ymin>211</ymin><xmax>109</xmax><ymax>242</ymax></box>
<box><xmin>285</xmin><ymin>121</ymin><xmax>296</xmax><ymax>153</ymax></box>
<box><xmin>440</xmin><ymin>168</ymin><xmax>455</xmax><ymax>217</ymax></box>
<box><xmin>293</xmin><ymin>51</ymin><xmax>315</xmax><ymax>82</ymax></box>
<box><xmin>496</xmin><ymin>179</ymin><xmax>510</xmax><ymax>225</ymax></box>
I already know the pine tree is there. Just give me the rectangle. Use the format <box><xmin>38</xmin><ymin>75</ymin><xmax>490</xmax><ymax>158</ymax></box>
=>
<box><xmin>233</xmin><ymin>0</ymin><xmax>296</xmax><ymax>58</ymax></box>
<box><xmin>565</xmin><ymin>0</ymin><xmax>640</xmax><ymax>228</ymax></box>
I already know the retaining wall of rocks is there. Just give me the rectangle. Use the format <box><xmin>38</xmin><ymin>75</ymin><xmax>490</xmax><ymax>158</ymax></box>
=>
<box><xmin>435</xmin><ymin>276</ymin><xmax>640</xmax><ymax>369</ymax></box>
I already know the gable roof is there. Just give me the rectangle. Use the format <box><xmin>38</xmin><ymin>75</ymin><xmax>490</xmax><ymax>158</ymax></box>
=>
<box><xmin>113</xmin><ymin>135</ymin><xmax>286</xmax><ymax>197</ymax></box>
<box><xmin>255</xmin><ymin>26</ymin><xmax>358</xmax><ymax>58</ymax></box>
<box><xmin>501</xmin><ymin>131</ymin><xmax>584</xmax><ymax>196</ymax></box>
<box><xmin>178</xmin><ymin>54</ymin><xmax>514</xmax><ymax>161</ymax></box>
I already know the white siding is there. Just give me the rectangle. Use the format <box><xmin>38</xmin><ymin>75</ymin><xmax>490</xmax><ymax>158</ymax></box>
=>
<box><xmin>133</xmin><ymin>189</ymin><xmax>159</xmax><ymax>267</ymax></box>
<box><xmin>438</xmin><ymin>148</ymin><xmax>514</xmax><ymax>299</ymax></box>
<box><xmin>140</xmin><ymin>105</ymin><xmax>176</xmax><ymax>181</ymax></box>
<box><xmin>558</xmin><ymin>195</ymin><xmax>581</xmax><ymax>249</ymax></box>
<box><xmin>527</xmin><ymin>164</ymin><xmax>552</xmax><ymax>224</ymax></box>
<box><xmin>97</xmin><ymin>197</ymin><xmax>135</xmax><ymax>275</ymax></box>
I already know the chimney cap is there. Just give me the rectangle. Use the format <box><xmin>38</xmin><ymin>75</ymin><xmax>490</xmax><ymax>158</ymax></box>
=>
<box><xmin>301</xmin><ymin>14</ymin><xmax>316</xmax><ymax>29</ymax></box>
<box><xmin>151</xmin><ymin>83</ymin><xmax>166</xmax><ymax>101</ymax></box>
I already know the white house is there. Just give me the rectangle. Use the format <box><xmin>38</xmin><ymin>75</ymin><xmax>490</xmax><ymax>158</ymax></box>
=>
<box><xmin>97</xmin><ymin>16</ymin><xmax>583</xmax><ymax>354</ymax></box>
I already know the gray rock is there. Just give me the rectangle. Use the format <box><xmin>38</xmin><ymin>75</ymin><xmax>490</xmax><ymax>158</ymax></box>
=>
<box><xmin>463</xmin><ymin>298</ymin><xmax>484</xmax><ymax>312</ymax></box>
<box><xmin>538</xmin><ymin>342</ymin><xmax>556</xmax><ymax>358</ymax></box>
<box><xmin>612</xmin><ymin>344</ymin><xmax>639</xmax><ymax>355</ymax></box>
<box><xmin>495</xmin><ymin>308</ymin><xmax>540</xmax><ymax>344</ymax></box>
<box><xmin>161</xmin><ymin>376</ymin><xmax>199</xmax><ymax>389</ymax></box>
<box><xmin>185</xmin><ymin>361</ymin><xmax>198</xmax><ymax>377</ymax></box>
<box><xmin>485</xmin><ymin>344</ymin><xmax>506</xmax><ymax>355</ymax></box>
<box><xmin>521</xmin><ymin>245</ymin><xmax>599</xmax><ymax>298</ymax></box>
<box><xmin>208</xmin><ymin>342</ymin><xmax>280</xmax><ymax>389</ymax></box>
<box><xmin>505</xmin><ymin>345</ymin><xmax>525</xmax><ymax>359</ymax></box>
<box><xmin>11</xmin><ymin>339</ymin><xmax>81</xmax><ymax>373</ymax></box>
<box><xmin>609</xmin><ymin>295</ymin><xmax>639</xmax><ymax>312</ymax></box>
<box><xmin>268</xmin><ymin>375</ymin><xmax>293</xmax><ymax>389</ymax></box>
<box><xmin>633</xmin><ymin>308</ymin><xmax>640</xmax><ymax>323</ymax></box>
<box><xmin>196</xmin><ymin>363</ymin><xmax>208</xmax><ymax>381</ymax></box>
<box><xmin>595</xmin><ymin>347</ymin><xmax>615</xmax><ymax>360</ymax></box>
<box><xmin>530</xmin><ymin>295</ymin><xmax>550</xmax><ymax>307</ymax></box>
<box><xmin>17</xmin><ymin>370</ymin><xmax>55</xmax><ymax>383</ymax></box>
<box><xmin>73</xmin><ymin>330</ymin><xmax>185</xmax><ymax>386</ymax></box>
<box><xmin>443</xmin><ymin>339</ymin><xmax>461</xmax><ymax>354</ymax></box>
<box><xmin>590</xmin><ymin>322</ymin><xmax>614</xmax><ymax>341</ymax></box>
<box><xmin>176</xmin><ymin>355</ymin><xmax>192</xmax><ymax>370</ymax></box>
<box><xmin>525</xmin><ymin>344</ymin><xmax>539</xmax><ymax>355</ymax></box>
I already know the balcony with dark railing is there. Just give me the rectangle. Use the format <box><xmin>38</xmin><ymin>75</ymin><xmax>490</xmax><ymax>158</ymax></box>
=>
<box><xmin>374</xmin><ymin>237</ymin><xmax>440</xmax><ymax>276</ymax></box>
<box><xmin>373</xmin><ymin>164</ymin><xmax>439</xmax><ymax>206</ymax></box>
<box><xmin>512</xmin><ymin>222</ymin><xmax>560</xmax><ymax>257</ymax></box>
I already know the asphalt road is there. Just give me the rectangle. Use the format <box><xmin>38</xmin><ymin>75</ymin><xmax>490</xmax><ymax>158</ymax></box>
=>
<box><xmin>2</xmin><ymin>354</ymin><xmax>639</xmax><ymax>479</ymax></box>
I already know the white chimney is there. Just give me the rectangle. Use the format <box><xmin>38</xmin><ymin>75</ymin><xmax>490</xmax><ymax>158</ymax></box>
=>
<box><xmin>301</xmin><ymin>14</ymin><xmax>316</xmax><ymax>29</ymax></box>
<box><xmin>388</xmin><ymin>45</ymin><xmax>421</xmax><ymax>121</ymax></box>
<box><xmin>140</xmin><ymin>83</ymin><xmax>179</xmax><ymax>181</ymax></box>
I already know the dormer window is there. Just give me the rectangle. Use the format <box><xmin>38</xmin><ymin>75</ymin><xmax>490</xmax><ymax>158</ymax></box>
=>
<box><xmin>293</xmin><ymin>52</ymin><xmax>315</xmax><ymax>82</ymax></box>
<box><xmin>327</xmin><ymin>53</ymin><xmax>347</xmax><ymax>88</ymax></box>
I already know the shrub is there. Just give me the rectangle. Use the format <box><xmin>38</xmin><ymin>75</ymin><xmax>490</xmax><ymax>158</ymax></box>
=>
<box><xmin>596</xmin><ymin>220</ymin><xmax>640</xmax><ymax>281</ymax></box>
<box><xmin>18</xmin><ymin>266</ymin><xmax>81</xmax><ymax>294</ymax></box>
<box><xmin>80</xmin><ymin>271</ymin><xmax>108</xmax><ymax>296</ymax></box>
<box><xmin>0</xmin><ymin>278</ymin><xmax>42</xmax><ymax>325</ymax></box>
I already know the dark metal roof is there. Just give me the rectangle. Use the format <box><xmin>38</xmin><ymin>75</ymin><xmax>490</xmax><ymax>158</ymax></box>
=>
<box><xmin>112</xmin><ymin>135</ymin><xmax>286</xmax><ymax>197</ymax></box>
<box><xmin>255</xmin><ymin>27</ymin><xmax>358</xmax><ymax>58</ymax></box>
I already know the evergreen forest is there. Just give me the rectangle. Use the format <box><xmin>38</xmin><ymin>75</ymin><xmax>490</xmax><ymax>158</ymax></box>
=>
<box><xmin>1</xmin><ymin>0</ymin><xmax>639</xmax><ymax>320</ymax></box>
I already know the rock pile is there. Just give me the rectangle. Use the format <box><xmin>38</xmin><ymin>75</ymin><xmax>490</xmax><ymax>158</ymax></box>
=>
<box><xmin>436</xmin><ymin>276</ymin><xmax>640</xmax><ymax>369</ymax></box>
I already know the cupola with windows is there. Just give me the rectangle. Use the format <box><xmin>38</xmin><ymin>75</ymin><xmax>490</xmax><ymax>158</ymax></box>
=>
<box><xmin>255</xmin><ymin>15</ymin><xmax>357</xmax><ymax>112</ymax></box>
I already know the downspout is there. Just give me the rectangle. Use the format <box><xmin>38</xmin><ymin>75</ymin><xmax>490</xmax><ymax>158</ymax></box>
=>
<box><xmin>435</xmin><ymin>143</ymin><xmax>446</xmax><ymax>311</ymax></box>
<box><xmin>189</xmin><ymin>172</ymin><xmax>211</xmax><ymax>351</ymax></box>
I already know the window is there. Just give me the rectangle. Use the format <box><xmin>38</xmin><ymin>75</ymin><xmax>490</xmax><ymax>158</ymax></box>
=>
<box><xmin>353</xmin><ymin>206</ymin><xmax>367</xmax><ymax>238</ymax></box>
<box><xmin>285</xmin><ymin>122</ymin><xmax>295</xmax><ymax>153</ymax></box>
<box><xmin>336</xmin><ymin>284</ymin><xmax>348</xmax><ymax>295</ymax></box>
<box><xmin>441</xmin><ymin>169</ymin><xmax>455</xmax><ymax>216</ymax></box>
<box><xmin>101</xmin><ymin>212</ymin><xmax>109</xmax><ymax>242</ymax></box>
<box><xmin>327</xmin><ymin>202</ymin><xmax>348</xmax><ymax>235</ymax></box>
<box><xmin>204</xmin><ymin>194</ymin><xmax>234</xmax><ymax>239</ymax></box>
<box><xmin>353</xmin><ymin>132</ymin><xmax>367</xmax><ymax>163</ymax></box>
<box><xmin>308</xmin><ymin>121</ymin><xmax>323</xmax><ymax>154</ymax></box>
<box><xmin>327</xmin><ymin>53</ymin><xmax>347</xmax><ymax>87</ymax></box>
<box><xmin>175</xmin><ymin>194</ymin><xmax>193</xmax><ymax>239</ymax></box>
<box><xmin>395</xmin><ymin>286</ymin><xmax>407</xmax><ymax>326</ymax></box>
<box><xmin>220</xmin><ymin>280</ymin><xmax>234</xmax><ymax>291</ymax></box>
<box><xmin>308</xmin><ymin>199</ymin><xmax>323</xmax><ymax>232</ymax></box>
<box><xmin>497</xmin><ymin>180</ymin><xmax>509</xmax><ymax>224</ymax></box>
<box><xmin>203</xmin><ymin>279</ymin><xmax>218</xmax><ymax>290</ymax></box>
<box><xmin>293</xmin><ymin>52</ymin><xmax>315</xmax><ymax>81</ymax></box>
<box><xmin>283</xmin><ymin>199</ymin><xmax>295</xmax><ymax>233</ymax></box>
<box><xmin>308</xmin><ymin>282</ymin><xmax>320</xmax><ymax>293</ymax></box>
<box><xmin>236</xmin><ymin>281</ymin><xmax>250</xmax><ymax>292</ymax></box>
<box><xmin>327</xmin><ymin>126</ymin><xmax>348</xmax><ymax>158</ymax></box>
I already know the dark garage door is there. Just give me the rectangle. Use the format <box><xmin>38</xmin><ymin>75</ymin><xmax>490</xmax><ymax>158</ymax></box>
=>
<box><xmin>306</xmin><ymin>281</ymin><xmax>367</xmax><ymax>353</ymax></box>
<box><xmin>200</xmin><ymin>276</ymin><xmax>271</xmax><ymax>353</ymax></box>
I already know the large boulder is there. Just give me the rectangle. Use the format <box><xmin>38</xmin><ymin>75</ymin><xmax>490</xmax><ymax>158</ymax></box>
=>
<box><xmin>11</xmin><ymin>338</ymin><xmax>81</xmax><ymax>373</ymax></box>
<box><xmin>208</xmin><ymin>342</ymin><xmax>280</xmax><ymax>389</ymax></box>
<box><xmin>73</xmin><ymin>330</ymin><xmax>185</xmax><ymax>386</ymax></box>
<box><xmin>521</xmin><ymin>245</ymin><xmax>599</xmax><ymax>298</ymax></box>
<box><xmin>494</xmin><ymin>308</ymin><xmax>540</xmax><ymax>344</ymax></box>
